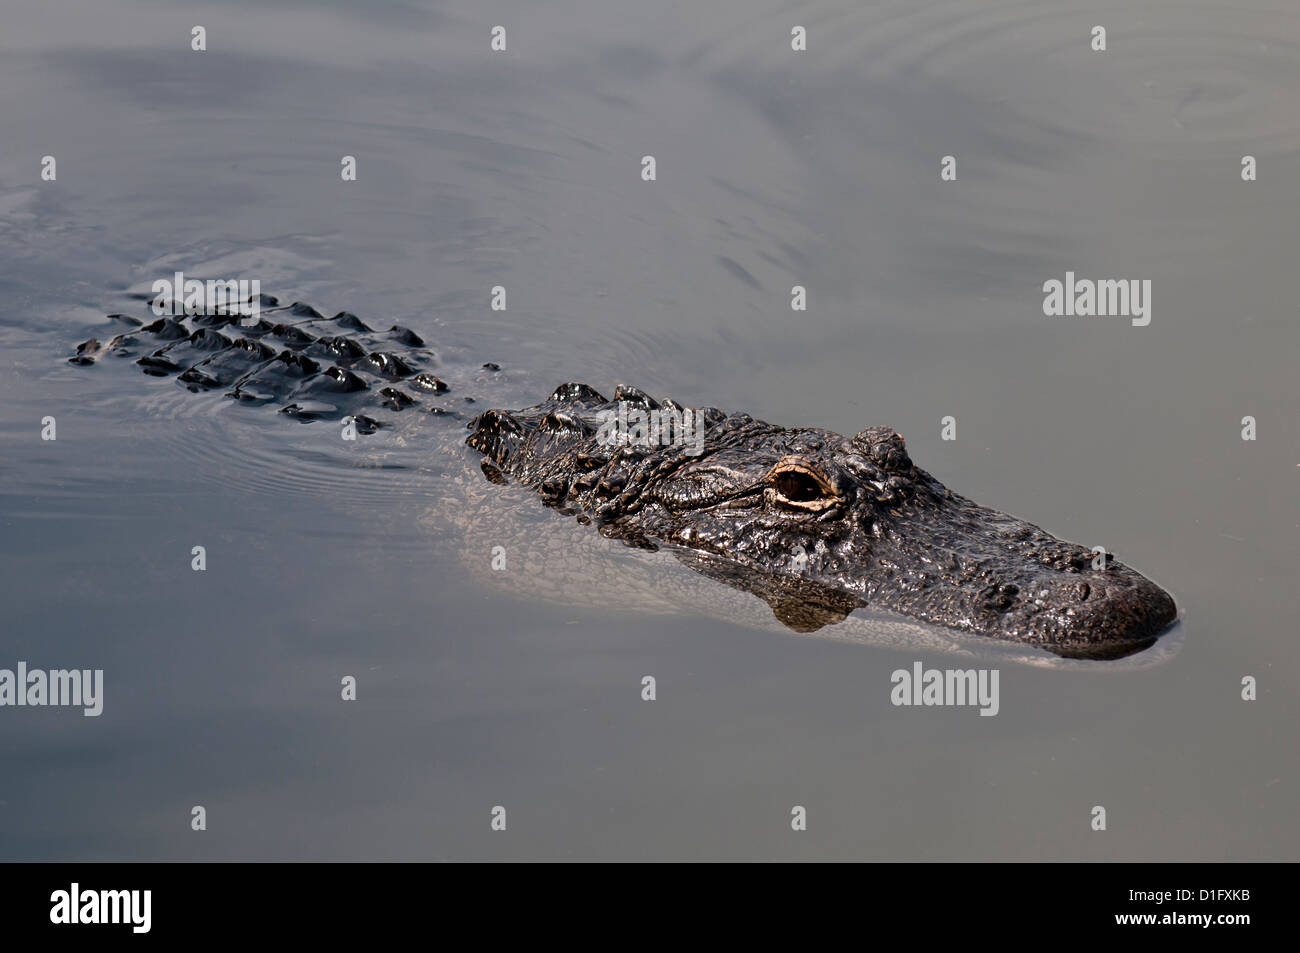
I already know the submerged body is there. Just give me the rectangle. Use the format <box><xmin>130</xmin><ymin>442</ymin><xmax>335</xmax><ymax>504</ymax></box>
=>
<box><xmin>72</xmin><ymin>298</ymin><xmax>1177</xmax><ymax>660</ymax></box>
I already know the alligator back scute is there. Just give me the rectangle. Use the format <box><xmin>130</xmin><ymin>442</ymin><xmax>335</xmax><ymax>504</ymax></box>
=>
<box><xmin>70</xmin><ymin>302</ymin><xmax>447</xmax><ymax>426</ymax></box>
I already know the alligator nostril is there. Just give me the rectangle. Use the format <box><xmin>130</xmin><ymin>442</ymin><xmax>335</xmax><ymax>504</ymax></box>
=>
<box><xmin>982</xmin><ymin>582</ymin><xmax>1020</xmax><ymax>613</ymax></box>
<box><xmin>1076</xmin><ymin>581</ymin><xmax>1090</xmax><ymax>602</ymax></box>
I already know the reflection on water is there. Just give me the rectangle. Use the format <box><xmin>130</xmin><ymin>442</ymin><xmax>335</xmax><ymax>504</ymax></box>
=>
<box><xmin>0</xmin><ymin>0</ymin><xmax>1297</xmax><ymax>860</ymax></box>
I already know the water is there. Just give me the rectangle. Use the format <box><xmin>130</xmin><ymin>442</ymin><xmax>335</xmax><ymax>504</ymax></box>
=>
<box><xmin>1</xmin><ymin>0</ymin><xmax>1296</xmax><ymax>860</ymax></box>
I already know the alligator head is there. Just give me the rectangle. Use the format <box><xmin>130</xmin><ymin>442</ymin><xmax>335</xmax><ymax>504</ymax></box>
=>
<box><xmin>467</xmin><ymin>383</ymin><xmax>1177</xmax><ymax>660</ymax></box>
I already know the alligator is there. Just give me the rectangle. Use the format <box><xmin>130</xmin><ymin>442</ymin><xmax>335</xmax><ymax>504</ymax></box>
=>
<box><xmin>69</xmin><ymin>296</ymin><xmax>1177</xmax><ymax>661</ymax></box>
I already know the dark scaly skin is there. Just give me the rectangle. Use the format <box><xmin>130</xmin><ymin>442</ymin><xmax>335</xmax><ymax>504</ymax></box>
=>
<box><xmin>466</xmin><ymin>384</ymin><xmax>1177</xmax><ymax>660</ymax></box>
<box><xmin>70</xmin><ymin>298</ymin><xmax>1177</xmax><ymax>660</ymax></box>
<box><xmin>69</xmin><ymin>298</ymin><xmax>452</xmax><ymax>431</ymax></box>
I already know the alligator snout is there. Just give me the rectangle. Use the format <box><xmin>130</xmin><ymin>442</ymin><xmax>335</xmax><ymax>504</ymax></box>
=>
<box><xmin>987</xmin><ymin>565</ymin><xmax>1178</xmax><ymax>659</ymax></box>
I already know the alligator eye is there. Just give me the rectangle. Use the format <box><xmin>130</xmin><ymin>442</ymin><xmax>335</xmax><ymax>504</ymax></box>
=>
<box><xmin>775</xmin><ymin>470</ymin><xmax>822</xmax><ymax>502</ymax></box>
<box><xmin>769</xmin><ymin>462</ymin><xmax>839</xmax><ymax>511</ymax></box>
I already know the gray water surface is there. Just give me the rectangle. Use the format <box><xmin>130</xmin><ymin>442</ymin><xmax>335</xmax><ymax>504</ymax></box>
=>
<box><xmin>1</xmin><ymin>0</ymin><xmax>1297</xmax><ymax>860</ymax></box>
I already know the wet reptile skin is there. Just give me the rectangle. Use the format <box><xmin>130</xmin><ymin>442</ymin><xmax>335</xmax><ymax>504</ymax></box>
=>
<box><xmin>467</xmin><ymin>385</ymin><xmax>1176</xmax><ymax>660</ymax></box>
<box><xmin>72</xmin><ymin>297</ymin><xmax>1177</xmax><ymax>660</ymax></box>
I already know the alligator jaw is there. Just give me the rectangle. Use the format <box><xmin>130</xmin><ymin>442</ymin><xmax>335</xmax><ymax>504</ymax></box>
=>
<box><xmin>853</xmin><ymin>486</ymin><xmax>1179</xmax><ymax>660</ymax></box>
<box><xmin>996</xmin><ymin>560</ymin><xmax>1177</xmax><ymax>659</ymax></box>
